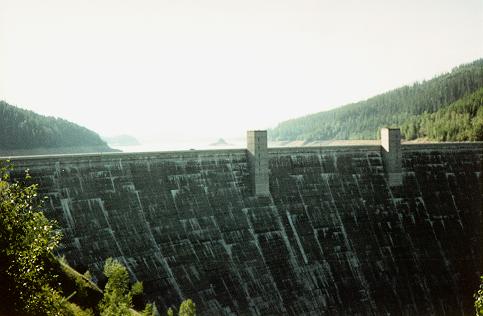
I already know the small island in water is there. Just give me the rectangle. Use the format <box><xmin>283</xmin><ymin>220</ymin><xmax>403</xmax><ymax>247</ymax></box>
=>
<box><xmin>209</xmin><ymin>138</ymin><xmax>231</xmax><ymax>146</ymax></box>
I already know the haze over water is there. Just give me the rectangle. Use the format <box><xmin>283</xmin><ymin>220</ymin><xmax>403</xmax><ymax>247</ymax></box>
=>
<box><xmin>109</xmin><ymin>137</ymin><xmax>246</xmax><ymax>152</ymax></box>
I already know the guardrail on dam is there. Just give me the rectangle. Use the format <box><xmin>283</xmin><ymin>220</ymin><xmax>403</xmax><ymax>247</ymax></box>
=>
<box><xmin>4</xmin><ymin>129</ymin><xmax>482</xmax><ymax>315</ymax></box>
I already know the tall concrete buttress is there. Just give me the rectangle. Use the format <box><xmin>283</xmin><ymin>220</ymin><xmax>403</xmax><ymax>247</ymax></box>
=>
<box><xmin>381</xmin><ymin>127</ymin><xmax>403</xmax><ymax>186</ymax></box>
<box><xmin>247</xmin><ymin>130</ymin><xmax>270</xmax><ymax>196</ymax></box>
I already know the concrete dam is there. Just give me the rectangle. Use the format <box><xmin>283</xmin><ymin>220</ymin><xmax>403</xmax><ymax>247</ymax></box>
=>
<box><xmin>5</xmin><ymin>128</ymin><xmax>482</xmax><ymax>315</ymax></box>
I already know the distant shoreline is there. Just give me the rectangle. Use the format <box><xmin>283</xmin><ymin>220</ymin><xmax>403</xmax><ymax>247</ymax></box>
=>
<box><xmin>0</xmin><ymin>146</ymin><xmax>120</xmax><ymax>157</ymax></box>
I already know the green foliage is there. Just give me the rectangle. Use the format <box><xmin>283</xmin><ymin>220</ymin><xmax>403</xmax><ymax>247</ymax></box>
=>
<box><xmin>0</xmin><ymin>161</ymin><xmax>63</xmax><ymax>315</ymax></box>
<box><xmin>131</xmin><ymin>280</ymin><xmax>144</xmax><ymax>297</ymax></box>
<box><xmin>142</xmin><ymin>303</ymin><xmax>159</xmax><ymax>316</ymax></box>
<box><xmin>63</xmin><ymin>302</ymin><xmax>95</xmax><ymax>316</ymax></box>
<box><xmin>83</xmin><ymin>270</ymin><xmax>93</xmax><ymax>281</ymax></box>
<box><xmin>0</xmin><ymin>162</ymin><xmax>150</xmax><ymax>315</ymax></box>
<box><xmin>56</xmin><ymin>258</ymin><xmax>103</xmax><ymax>312</ymax></box>
<box><xmin>0</xmin><ymin>100</ymin><xmax>110</xmax><ymax>151</ymax></box>
<box><xmin>401</xmin><ymin>87</ymin><xmax>483</xmax><ymax>141</ymax></box>
<box><xmin>269</xmin><ymin>59</ymin><xmax>483</xmax><ymax>141</ymax></box>
<box><xmin>178</xmin><ymin>299</ymin><xmax>196</xmax><ymax>316</ymax></box>
<box><xmin>98</xmin><ymin>257</ymin><xmax>144</xmax><ymax>316</ymax></box>
<box><xmin>476</xmin><ymin>276</ymin><xmax>483</xmax><ymax>316</ymax></box>
<box><xmin>166</xmin><ymin>307</ymin><xmax>174</xmax><ymax>316</ymax></box>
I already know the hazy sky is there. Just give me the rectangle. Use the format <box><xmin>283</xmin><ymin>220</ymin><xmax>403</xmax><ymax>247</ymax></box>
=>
<box><xmin>1</xmin><ymin>0</ymin><xmax>482</xmax><ymax>140</ymax></box>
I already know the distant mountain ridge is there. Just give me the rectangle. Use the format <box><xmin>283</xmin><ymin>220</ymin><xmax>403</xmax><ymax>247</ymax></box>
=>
<box><xmin>269</xmin><ymin>59</ymin><xmax>483</xmax><ymax>141</ymax></box>
<box><xmin>0</xmin><ymin>100</ymin><xmax>116</xmax><ymax>155</ymax></box>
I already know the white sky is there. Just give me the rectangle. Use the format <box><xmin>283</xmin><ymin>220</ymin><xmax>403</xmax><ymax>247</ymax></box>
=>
<box><xmin>1</xmin><ymin>0</ymin><xmax>482</xmax><ymax>140</ymax></box>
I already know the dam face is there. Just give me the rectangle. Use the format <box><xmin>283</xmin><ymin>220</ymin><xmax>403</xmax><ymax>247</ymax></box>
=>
<box><xmin>6</xmin><ymin>134</ymin><xmax>482</xmax><ymax>315</ymax></box>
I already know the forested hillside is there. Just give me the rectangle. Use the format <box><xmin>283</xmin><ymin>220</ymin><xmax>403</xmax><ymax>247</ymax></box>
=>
<box><xmin>401</xmin><ymin>87</ymin><xmax>483</xmax><ymax>141</ymax></box>
<box><xmin>269</xmin><ymin>59</ymin><xmax>483</xmax><ymax>141</ymax></box>
<box><xmin>0</xmin><ymin>101</ymin><xmax>114</xmax><ymax>154</ymax></box>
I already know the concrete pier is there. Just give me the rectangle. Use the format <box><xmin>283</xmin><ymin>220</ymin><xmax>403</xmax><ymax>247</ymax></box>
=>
<box><xmin>247</xmin><ymin>130</ymin><xmax>270</xmax><ymax>196</ymax></box>
<box><xmin>381</xmin><ymin>127</ymin><xmax>403</xmax><ymax>186</ymax></box>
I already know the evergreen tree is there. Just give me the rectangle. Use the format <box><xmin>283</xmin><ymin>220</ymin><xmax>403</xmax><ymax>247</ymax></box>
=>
<box><xmin>98</xmin><ymin>258</ymin><xmax>143</xmax><ymax>316</ymax></box>
<box><xmin>178</xmin><ymin>299</ymin><xmax>196</xmax><ymax>316</ymax></box>
<box><xmin>142</xmin><ymin>303</ymin><xmax>159</xmax><ymax>316</ymax></box>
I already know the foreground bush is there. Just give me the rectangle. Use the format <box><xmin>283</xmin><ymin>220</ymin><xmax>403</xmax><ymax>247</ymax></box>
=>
<box><xmin>0</xmin><ymin>162</ymin><xmax>63</xmax><ymax>315</ymax></box>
